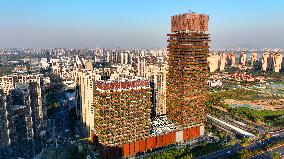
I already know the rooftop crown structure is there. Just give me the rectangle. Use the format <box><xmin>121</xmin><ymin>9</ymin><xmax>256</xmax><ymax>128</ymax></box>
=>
<box><xmin>167</xmin><ymin>12</ymin><xmax>210</xmax><ymax>127</ymax></box>
<box><xmin>171</xmin><ymin>13</ymin><xmax>209</xmax><ymax>32</ymax></box>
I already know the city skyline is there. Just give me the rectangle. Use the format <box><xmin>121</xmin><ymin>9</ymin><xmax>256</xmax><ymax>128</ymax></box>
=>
<box><xmin>1</xmin><ymin>6</ymin><xmax>284</xmax><ymax>158</ymax></box>
<box><xmin>0</xmin><ymin>0</ymin><xmax>284</xmax><ymax>49</ymax></box>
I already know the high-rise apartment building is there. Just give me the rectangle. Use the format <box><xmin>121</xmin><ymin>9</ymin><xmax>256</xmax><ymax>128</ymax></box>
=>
<box><xmin>228</xmin><ymin>52</ymin><xmax>236</xmax><ymax>66</ymax></box>
<box><xmin>75</xmin><ymin>69</ymin><xmax>100</xmax><ymax>134</ymax></box>
<box><xmin>272</xmin><ymin>51</ymin><xmax>283</xmax><ymax>72</ymax></box>
<box><xmin>145</xmin><ymin>64</ymin><xmax>167</xmax><ymax>116</ymax></box>
<box><xmin>166</xmin><ymin>13</ymin><xmax>210</xmax><ymax>127</ymax></box>
<box><xmin>219</xmin><ymin>53</ymin><xmax>227</xmax><ymax>71</ymax></box>
<box><xmin>93</xmin><ymin>79</ymin><xmax>152</xmax><ymax>146</ymax></box>
<box><xmin>0</xmin><ymin>75</ymin><xmax>47</xmax><ymax>144</ymax></box>
<box><xmin>262</xmin><ymin>51</ymin><xmax>270</xmax><ymax>71</ymax></box>
<box><xmin>0</xmin><ymin>81</ymin><xmax>46</xmax><ymax>158</ymax></box>
<box><xmin>250</xmin><ymin>51</ymin><xmax>257</xmax><ymax>66</ymax></box>
<box><xmin>0</xmin><ymin>74</ymin><xmax>46</xmax><ymax>126</ymax></box>
<box><xmin>240</xmin><ymin>51</ymin><xmax>246</xmax><ymax>65</ymax></box>
<box><xmin>0</xmin><ymin>90</ymin><xmax>8</xmax><ymax>148</ymax></box>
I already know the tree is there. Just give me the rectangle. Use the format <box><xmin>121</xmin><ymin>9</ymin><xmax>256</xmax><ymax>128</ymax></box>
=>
<box><xmin>69</xmin><ymin>146</ymin><xmax>86</xmax><ymax>159</ymax></box>
<box><xmin>272</xmin><ymin>152</ymin><xmax>281</xmax><ymax>159</ymax></box>
<box><xmin>241</xmin><ymin>137</ymin><xmax>250</xmax><ymax>146</ymax></box>
<box><xmin>238</xmin><ymin>149</ymin><xmax>252</xmax><ymax>159</ymax></box>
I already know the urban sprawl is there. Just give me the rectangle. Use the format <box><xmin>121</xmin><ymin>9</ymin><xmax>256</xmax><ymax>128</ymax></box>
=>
<box><xmin>0</xmin><ymin>12</ymin><xmax>284</xmax><ymax>159</ymax></box>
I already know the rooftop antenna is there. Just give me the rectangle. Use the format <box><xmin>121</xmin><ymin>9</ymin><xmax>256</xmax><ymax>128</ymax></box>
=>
<box><xmin>188</xmin><ymin>10</ymin><xmax>196</xmax><ymax>14</ymax></box>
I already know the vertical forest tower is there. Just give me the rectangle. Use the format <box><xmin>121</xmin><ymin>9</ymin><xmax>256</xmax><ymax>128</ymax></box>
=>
<box><xmin>167</xmin><ymin>13</ymin><xmax>210</xmax><ymax>127</ymax></box>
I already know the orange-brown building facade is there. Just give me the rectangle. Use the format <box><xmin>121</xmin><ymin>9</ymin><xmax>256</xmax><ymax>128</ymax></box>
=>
<box><xmin>167</xmin><ymin>13</ymin><xmax>209</xmax><ymax>127</ymax></box>
<box><xmin>98</xmin><ymin>125</ymin><xmax>203</xmax><ymax>159</ymax></box>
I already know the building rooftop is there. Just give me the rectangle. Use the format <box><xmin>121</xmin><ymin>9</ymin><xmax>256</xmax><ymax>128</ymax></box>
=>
<box><xmin>171</xmin><ymin>13</ymin><xmax>209</xmax><ymax>32</ymax></box>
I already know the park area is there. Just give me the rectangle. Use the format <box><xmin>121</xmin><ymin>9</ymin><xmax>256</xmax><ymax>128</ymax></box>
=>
<box><xmin>208</xmin><ymin>82</ymin><xmax>284</xmax><ymax>128</ymax></box>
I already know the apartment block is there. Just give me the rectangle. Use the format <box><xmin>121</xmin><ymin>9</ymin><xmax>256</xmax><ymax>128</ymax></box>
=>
<box><xmin>93</xmin><ymin>79</ymin><xmax>152</xmax><ymax>146</ymax></box>
<box><xmin>0</xmin><ymin>74</ymin><xmax>47</xmax><ymax>138</ymax></box>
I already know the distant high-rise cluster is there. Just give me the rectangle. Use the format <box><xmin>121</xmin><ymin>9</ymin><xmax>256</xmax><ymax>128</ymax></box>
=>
<box><xmin>207</xmin><ymin>52</ymin><xmax>227</xmax><ymax>72</ymax></box>
<box><xmin>207</xmin><ymin>50</ymin><xmax>283</xmax><ymax>72</ymax></box>
<box><xmin>262</xmin><ymin>50</ymin><xmax>283</xmax><ymax>72</ymax></box>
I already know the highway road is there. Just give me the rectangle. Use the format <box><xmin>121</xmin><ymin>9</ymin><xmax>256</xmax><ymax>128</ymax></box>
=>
<box><xmin>246</xmin><ymin>136</ymin><xmax>284</xmax><ymax>152</ymax></box>
<box><xmin>251</xmin><ymin>144</ymin><xmax>284</xmax><ymax>159</ymax></box>
<box><xmin>197</xmin><ymin>130</ymin><xmax>284</xmax><ymax>159</ymax></box>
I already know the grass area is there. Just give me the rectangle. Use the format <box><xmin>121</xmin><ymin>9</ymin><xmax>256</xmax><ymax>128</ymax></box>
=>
<box><xmin>190</xmin><ymin>142</ymin><xmax>228</xmax><ymax>158</ymax></box>
<box><xmin>230</xmin><ymin>107</ymin><xmax>284</xmax><ymax>126</ymax></box>
<box><xmin>271</xmin><ymin>81</ymin><xmax>284</xmax><ymax>85</ymax></box>
<box><xmin>205</xmin><ymin>94</ymin><xmax>231</xmax><ymax>117</ymax></box>
<box><xmin>211</xmin><ymin>88</ymin><xmax>263</xmax><ymax>101</ymax></box>
<box><xmin>144</xmin><ymin>141</ymin><xmax>229</xmax><ymax>159</ymax></box>
<box><xmin>206</xmin><ymin>90</ymin><xmax>284</xmax><ymax>129</ymax></box>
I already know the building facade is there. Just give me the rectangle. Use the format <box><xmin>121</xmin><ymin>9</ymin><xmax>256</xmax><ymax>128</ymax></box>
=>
<box><xmin>93</xmin><ymin>79</ymin><xmax>152</xmax><ymax>146</ymax></box>
<box><xmin>166</xmin><ymin>13</ymin><xmax>209</xmax><ymax>127</ymax></box>
<box><xmin>0</xmin><ymin>74</ymin><xmax>47</xmax><ymax>145</ymax></box>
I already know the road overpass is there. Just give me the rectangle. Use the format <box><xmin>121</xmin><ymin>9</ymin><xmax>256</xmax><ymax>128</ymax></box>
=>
<box><xmin>207</xmin><ymin>115</ymin><xmax>255</xmax><ymax>138</ymax></box>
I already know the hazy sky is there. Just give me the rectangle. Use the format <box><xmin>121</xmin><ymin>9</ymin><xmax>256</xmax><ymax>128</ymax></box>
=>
<box><xmin>0</xmin><ymin>0</ymin><xmax>284</xmax><ymax>49</ymax></box>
